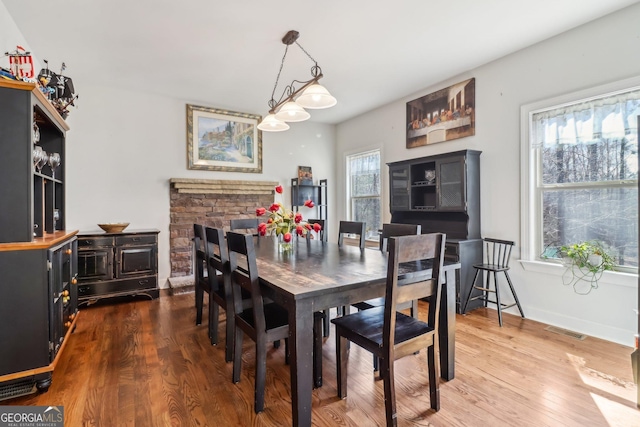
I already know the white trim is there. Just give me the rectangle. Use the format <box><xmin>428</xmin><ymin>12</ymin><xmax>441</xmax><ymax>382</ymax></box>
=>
<box><xmin>519</xmin><ymin>260</ymin><xmax>637</xmax><ymax>288</ymax></box>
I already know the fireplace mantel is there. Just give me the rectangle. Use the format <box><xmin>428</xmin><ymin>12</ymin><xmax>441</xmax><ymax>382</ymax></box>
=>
<box><xmin>170</xmin><ymin>178</ymin><xmax>278</xmax><ymax>195</ymax></box>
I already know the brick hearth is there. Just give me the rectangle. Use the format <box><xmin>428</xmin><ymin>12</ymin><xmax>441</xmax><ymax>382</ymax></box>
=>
<box><xmin>169</xmin><ymin>178</ymin><xmax>277</xmax><ymax>277</ymax></box>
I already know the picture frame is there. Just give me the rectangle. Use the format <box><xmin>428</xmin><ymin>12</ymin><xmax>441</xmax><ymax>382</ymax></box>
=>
<box><xmin>186</xmin><ymin>104</ymin><xmax>262</xmax><ymax>173</ymax></box>
<box><xmin>298</xmin><ymin>166</ymin><xmax>313</xmax><ymax>185</ymax></box>
<box><xmin>406</xmin><ymin>78</ymin><xmax>475</xmax><ymax>148</ymax></box>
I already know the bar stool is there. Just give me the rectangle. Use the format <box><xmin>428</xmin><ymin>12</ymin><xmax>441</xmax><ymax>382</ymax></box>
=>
<box><xmin>462</xmin><ymin>238</ymin><xmax>525</xmax><ymax>326</ymax></box>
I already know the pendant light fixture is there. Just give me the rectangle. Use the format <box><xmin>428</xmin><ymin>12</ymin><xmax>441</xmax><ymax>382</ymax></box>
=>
<box><xmin>257</xmin><ymin>30</ymin><xmax>337</xmax><ymax>132</ymax></box>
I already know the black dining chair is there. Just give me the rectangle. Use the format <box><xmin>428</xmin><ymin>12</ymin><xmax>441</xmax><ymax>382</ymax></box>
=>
<box><xmin>227</xmin><ymin>231</ymin><xmax>324</xmax><ymax>413</ymax></box>
<box><xmin>331</xmin><ymin>233</ymin><xmax>446</xmax><ymax>425</ymax></box>
<box><xmin>354</xmin><ymin>223</ymin><xmax>422</xmax><ymax>312</ymax></box>
<box><xmin>230</xmin><ymin>218</ymin><xmax>261</xmax><ymax>235</ymax></box>
<box><xmin>193</xmin><ymin>224</ymin><xmax>210</xmax><ymax>327</ymax></box>
<box><xmin>337</xmin><ymin>220</ymin><xmax>366</xmax><ymax>249</ymax></box>
<box><xmin>205</xmin><ymin>226</ymin><xmax>253</xmax><ymax>361</ymax></box>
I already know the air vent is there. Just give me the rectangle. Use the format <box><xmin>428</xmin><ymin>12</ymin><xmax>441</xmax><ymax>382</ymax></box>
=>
<box><xmin>0</xmin><ymin>377</ymin><xmax>36</xmax><ymax>401</ymax></box>
<box><xmin>545</xmin><ymin>325</ymin><xmax>587</xmax><ymax>340</ymax></box>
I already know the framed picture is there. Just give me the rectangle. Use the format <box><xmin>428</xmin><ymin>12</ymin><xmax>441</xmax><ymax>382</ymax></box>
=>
<box><xmin>406</xmin><ymin>78</ymin><xmax>475</xmax><ymax>148</ymax></box>
<box><xmin>298</xmin><ymin>166</ymin><xmax>313</xmax><ymax>185</ymax></box>
<box><xmin>187</xmin><ymin>104</ymin><xmax>262</xmax><ymax>173</ymax></box>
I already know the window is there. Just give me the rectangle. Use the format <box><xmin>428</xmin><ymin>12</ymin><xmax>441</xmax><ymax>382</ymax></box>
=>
<box><xmin>347</xmin><ymin>150</ymin><xmax>381</xmax><ymax>240</ymax></box>
<box><xmin>522</xmin><ymin>81</ymin><xmax>640</xmax><ymax>272</ymax></box>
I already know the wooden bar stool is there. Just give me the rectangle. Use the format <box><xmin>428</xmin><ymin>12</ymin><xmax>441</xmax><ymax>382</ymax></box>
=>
<box><xmin>462</xmin><ymin>238</ymin><xmax>525</xmax><ymax>326</ymax></box>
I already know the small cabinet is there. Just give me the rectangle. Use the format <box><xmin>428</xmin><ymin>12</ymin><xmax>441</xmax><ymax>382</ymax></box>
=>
<box><xmin>0</xmin><ymin>233</ymin><xmax>79</xmax><ymax>394</ymax></box>
<box><xmin>76</xmin><ymin>229</ymin><xmax>159</xmax><ymax>305</ymax></box>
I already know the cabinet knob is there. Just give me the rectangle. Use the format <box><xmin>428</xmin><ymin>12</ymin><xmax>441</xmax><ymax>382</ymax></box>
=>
<box><xmin>69</xmin><ymin>313</ymin><xmax>76</xmax><ymax>320</ymax></box>
<box><xmin>65</xmin><ymin>248</ymin><xmax>72</xmax><ymax>255</ymax></box>
<box><xmin>71</xmin><ymin>277</ymin><xmax>78</xmax><ymax>285</ymax></box>
<box><xmin>65</xmin><ymin>321</ymin><xmax>71</xmax><ymax>328</ymax></box>
<box><xmin>62</xmin><ymin>290</ymin><xmax>69</xmax><ymax>297</ymax></box>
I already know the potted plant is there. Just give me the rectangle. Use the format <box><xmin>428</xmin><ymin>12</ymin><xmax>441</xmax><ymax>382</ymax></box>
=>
<box><xmin>559</xmin><ymin>240</ymin><xmax>616</xmax><ymax>293</ymax></box>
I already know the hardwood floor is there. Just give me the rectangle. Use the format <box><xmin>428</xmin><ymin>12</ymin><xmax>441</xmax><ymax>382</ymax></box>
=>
<box><xmin>4</xmin><ymin>292</ymin><xmax>638</xmax><ymax>426</ymax></box>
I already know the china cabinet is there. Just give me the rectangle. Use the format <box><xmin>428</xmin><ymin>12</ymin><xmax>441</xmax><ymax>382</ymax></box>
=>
<box><xmin>0</xmin><ymin>80</ymin><xmax>77</xmax><ymax>399</ymax></box>
<box><xmin>387</xmin><ymin>149</ymin><xmax>483</xmax><ymax>313</ymax></box>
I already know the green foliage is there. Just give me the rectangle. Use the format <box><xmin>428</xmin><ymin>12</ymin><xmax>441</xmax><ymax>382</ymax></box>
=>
<box><xmin>559</xmin><ymin>240</ymin><xmax>616</xmax><ymax>274</ymax></box>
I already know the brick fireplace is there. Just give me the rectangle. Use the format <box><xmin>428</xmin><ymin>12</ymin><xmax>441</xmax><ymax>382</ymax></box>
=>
<box><xmin>169</xmin><ymin>178</ymin><xmax>277</xmax><ymax>277</ymax></box>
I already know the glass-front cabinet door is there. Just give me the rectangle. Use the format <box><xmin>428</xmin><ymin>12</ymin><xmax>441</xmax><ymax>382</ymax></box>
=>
<box><xmin>389</xmin><ymin>165</ymin><xmax>410</xmax><ymax>211</ymax></box>
<box><xmin>437</xmin><ymin>156</ymin><xmax>466</xmax><ymax>211</ymax></box>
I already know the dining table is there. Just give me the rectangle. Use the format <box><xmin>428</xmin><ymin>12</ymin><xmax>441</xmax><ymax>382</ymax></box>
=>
<box><xmin>251</xmin><ymin>236</ymin><xmax>460</xmax><ymax>427</ymax></box>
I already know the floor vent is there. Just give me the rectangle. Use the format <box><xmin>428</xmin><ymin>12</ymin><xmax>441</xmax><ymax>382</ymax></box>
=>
<box><xmin>545</xmin><ymin>325</ymin><xmax>587</xmax><ymax>340</ymax></box>
<box><xmin>0</xmin><ymin>377</ymin><xmax>36</xmax><ymax>401</ymax></box>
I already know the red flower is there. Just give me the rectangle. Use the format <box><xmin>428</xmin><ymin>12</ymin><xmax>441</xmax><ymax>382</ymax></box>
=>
<box><xmin>304</xmin><ymin>199</ymin><xmax>315</xmax><ymax>208</ymax></box>
<box><xmin>294</xmin><ymin>212</ymin><xmax>303</xmax><ymax>224</ymax></box>
<box><xmin>275</xmin><ymin>185</ymin><xmax>283</xmax><ymax>194</ymax></box>
<box><xmin>305</xmin><ymin>223</ymin><xmax>312</xmax><ymax>230</ymax></box>
<box><xmin>256</xmin><ymin>207</ymin><xmax>266</xmax><ymax>216</ymax></box>
<box><xmin>283</xmin><ymin>232</ymin><xmax>292</xmax><ymax>243</ymax></box>
<box><xmin>267</xmin><ymin>217</ymin><xmax>273</xmax><ymax>224</ymax></box>
<box><xmin>269</xmin><ymin>203</ymin><xmax>280</xmax><ymax>212</ymax></box>
<box><xmin>313</xmin><ymin>223</ymin><xmax>322</xmax><ymax>232</ymax></box>
<box><xmin>296</xmin><ymin>225</ymin><xmax>305</xmax><ymax>235</ymax></box>
<box><xmin>258</xmin><ymin>222</ymin><xmax>268</xmax><ymax>236</ymax></box>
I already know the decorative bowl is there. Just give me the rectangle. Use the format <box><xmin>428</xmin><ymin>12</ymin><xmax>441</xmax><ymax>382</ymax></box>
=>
<box><xmin>98</xmin><ymin>223</ymin><xmax>130</xmax><ymax>233</ymax></box>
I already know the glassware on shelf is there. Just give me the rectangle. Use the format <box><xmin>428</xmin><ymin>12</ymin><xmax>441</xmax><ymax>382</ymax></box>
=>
<box><xmin>48</xmin><ymin>152</ymin><xmax>61</xmax><ymax>179</ymax></box>
<box><xmin>36</xmin><ymin>150</ymin><xmax>48</xmax><ymax>174</ymax></box>
<box><xmin>33</xmin><ymin>122</ymin><xmax>40</xmax><ymax>145</ymax></box>
<box><xmin>33</xmin><ymin>146</ymin><xmax>43</xmax><ymax>171</ymax></box>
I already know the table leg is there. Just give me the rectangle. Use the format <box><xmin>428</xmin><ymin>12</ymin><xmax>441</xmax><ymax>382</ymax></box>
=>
<box><xmin>289</xmin><ymin>299</ymin><xmax>314</xmax><ymax>427</ymax></box>
<box><xmin>439</xmin><ymin>268</ymin><xmax>456</xmax><ymax>380</ymax></box>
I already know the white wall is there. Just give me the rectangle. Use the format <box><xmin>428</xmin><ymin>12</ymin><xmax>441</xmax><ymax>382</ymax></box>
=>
<box><xmin>336</xmin><ymin>4</ymin><xmax>640</xmax><ymax>346</ymax></box>
<box><xmin>63</xmin><ymin>84</ymin><xmax>336</xmax><ymax>286</ymax></box>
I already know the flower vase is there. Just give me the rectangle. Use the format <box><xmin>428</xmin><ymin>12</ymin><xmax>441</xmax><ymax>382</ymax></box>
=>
<box><xmin>278</xmin><ymin>233</ymin><xmax>295</xmax><ymax>253</ymax></box>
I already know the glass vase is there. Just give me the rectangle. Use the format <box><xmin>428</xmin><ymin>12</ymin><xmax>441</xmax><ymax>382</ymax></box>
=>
<box><xmin>278</xmin><ymin>233</ymin><xmax>295</xmax><ymax>253</ymax></box>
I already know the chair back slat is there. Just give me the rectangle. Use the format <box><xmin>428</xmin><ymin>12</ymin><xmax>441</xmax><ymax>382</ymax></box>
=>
<box><xmin>383</xmin><ymin>233</ymin><xmax>445</xmax><ymax>358</ymax></box>
<box><xmin>380</xmin><ymin>223</ymin><xmax>422</xmax><ymax>252</ymax></box>
<box><xmin>230</xmin><ymin>218</ymin><xmax>262</xmax><ymax>235</ymax></box>
<box><xmin>227</xmin><ymin>231</ymin><xmax>266</xmax><ymax>333</ymax></box>
<box><xmin>338</xmin><ymin>221</ymin><xmax>366</xmax><ymax>249</ymax></box>
<box><xmin>204</xmin><ymin>227</ymin><xmax>228</xmax><ymax>294</ymax></box>
<box><xmin>483</xmin><ymin>238</ymin><xmax>515</xmax><ymax>269</ymax></box>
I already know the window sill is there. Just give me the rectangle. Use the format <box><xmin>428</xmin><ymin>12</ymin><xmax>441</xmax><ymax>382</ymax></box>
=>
<box><xmin>519</xmin><ymin>260</ymin><xmax>638</xmax><ymax>288</ymax></box>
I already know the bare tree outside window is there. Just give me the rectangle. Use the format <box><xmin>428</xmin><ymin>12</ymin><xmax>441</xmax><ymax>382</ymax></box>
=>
<box><xmin>534</xmin><ymin>90</ymin><xmax>640</xmax><ymax>269</ymax></box>
<box><xmin>347</xmin><ymin>150</ymin><xmax>381</xmax><ymax>240</ymax></box>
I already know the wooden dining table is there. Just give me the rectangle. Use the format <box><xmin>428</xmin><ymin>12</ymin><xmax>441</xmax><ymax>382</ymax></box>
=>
<box><xmin>251</xmin><ymin>237</ymin><xmax>460</xmax><ymax>427</ymax></box>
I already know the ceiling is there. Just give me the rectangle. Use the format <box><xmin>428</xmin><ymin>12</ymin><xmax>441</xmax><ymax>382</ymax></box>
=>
<box><xmin>3</xmin><ymin>0</ymin><xmax>638</xmax><ymax>125</ymax></box>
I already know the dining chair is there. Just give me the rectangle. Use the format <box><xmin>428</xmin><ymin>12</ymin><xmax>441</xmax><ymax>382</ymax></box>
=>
<box><xmin>331</xmin><ymin>233</ymin><xmax>446</xmax><ymax>425</ymax></box>
<box><xmin>226</xmin><ymin>231</ymin><xmax>324</xmax><ymax>413</ymax></box>
<box><xmin>337</xmin><ymin>220</ymin><xmax>366</xmax><ymax>249</ymax></box>
<box><xmin>193</xmin><ymin>224</ymin><xmax>210</xmax><ymax>327</ymax></box>
<box><xmin>354</xmin><ymin>223</ymin><xmax>422</xmax><ymax>312</ymax></box>
<box><xmin>305</xmin><ymin>218</ymin><xmax>325</xmax><ymax>242</ymax></box>
<box><xmin>230</xmin><ymin>218</ymin><xmax>261</xmax><ymax>235</ymax></box>
<box><xmin>379</xmin><ymin>222</ymin><xmax>422</xmax><ymax>252</ymax></box>
<box><xmin>205</xmin><ymin>226</ymin><xmax>253</xmax><ymax>361</ymax></box>
<box><xmin>462</xmin><ymin>237</ymin><xmax>524</xmax><ymax>326</ymax></box>
<box><xmin>317</xmin><ymin>220</ymin><xmax>367</xmax><ymax>337</ymax></box>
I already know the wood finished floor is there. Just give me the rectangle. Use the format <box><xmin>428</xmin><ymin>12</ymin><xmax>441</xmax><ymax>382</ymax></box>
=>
<box><xmin>4</xmin><ymin>292</ymin><xmax>638</xmax><ymax>426</ymax></box>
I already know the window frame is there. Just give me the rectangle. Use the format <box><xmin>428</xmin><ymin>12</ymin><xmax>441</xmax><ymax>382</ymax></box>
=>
<box><xmin>346</xmin><ymin>148</ymin><xmax>382</xmax><ymax>241</ymax></box>
<box><xmin>520</xmin><ymin>76</ymin><xmax>640</xmax><ymax>286</ymax></box>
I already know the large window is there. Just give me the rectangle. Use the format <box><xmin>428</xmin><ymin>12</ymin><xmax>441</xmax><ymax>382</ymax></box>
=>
<box><xmin>347</xmin><ymin>150</ymin><xmax>381</xmax><ymax>240</ymax></box>
<box><xmin>524</xmin><ymin>83</ymin><xmax>640</xmax><ymax>271</ymax></box>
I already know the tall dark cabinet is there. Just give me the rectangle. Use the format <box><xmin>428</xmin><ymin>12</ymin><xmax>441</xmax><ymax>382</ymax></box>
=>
<box><xmin>0</xmin><ymin>80</ymin><xmax>78</xmax><ymax>399</ymax></box>
<box><xmin>387</xmin><ymin>149</ymin><xmax>483</xmax><ymax>313</ymax></box>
